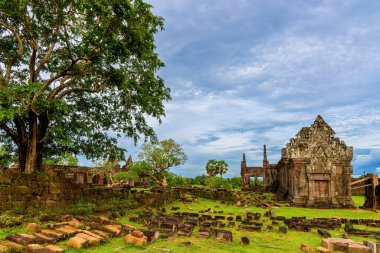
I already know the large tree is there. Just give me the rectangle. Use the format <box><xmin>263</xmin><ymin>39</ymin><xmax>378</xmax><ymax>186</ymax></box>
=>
<box><xmin>0</xmin><ymin>0</ymin><xmax>170</xmax><ymax>172</ymax></box>
<box><xmin>136</xmin><ymin>139</ymin><xmax>187</xmax><ymax>187</ymax></box>
<box><xmin>205</xmin><ymin>159</ymin><xmax>228</xmax><ymax>177</ymax></box>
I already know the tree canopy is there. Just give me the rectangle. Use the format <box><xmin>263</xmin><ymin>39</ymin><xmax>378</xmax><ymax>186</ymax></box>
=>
<box><xmin>136</xmin><ymin>139</ymin><xmax>187</xmax><ymax>187</ymax></box>
<box><xmin>205</xmin><ymin>159</ymin><xmax>228</xmax><ymax>177</ymax></box>
<box><xmin>0</xmin><ymin>0</ymin><xmax>170</xmax><ymax>172</ymax></box>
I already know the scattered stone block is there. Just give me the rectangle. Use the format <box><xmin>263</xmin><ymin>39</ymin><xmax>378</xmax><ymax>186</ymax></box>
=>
<box><xmin>316</xmin><ymin>246</ymin><xmax>330</xmax><ymax>253</ymax></box>
<box><xmin>215</xmin><ymin>230</ymin><xmax>233</xmax><ymax>243</ymax></box>
<box><xmin>279</xmin><ymin>226</ymin><xmax>287</xmax><ymax>233</ymax></box>
<box><xmin>67</xmin><ymin>220</ymin><xmax>84</xmax><ymax>229</ymax></box>
<box><xmin>131</xmin><ymin>230</ymin><xmax>144</xmax><ymax>238</ymax></box>
<box><xmin>34</xmin><ymin>233</ymin><xmax>55</xmax><ymax>244</ymax></box>
<box><xmin>300</xmin><ymin>243</ymin><xmax>310</xmax><ymax>252</ymax></box>
<box><xmin>81</xmin><ymin>231</ymin><xmax>104</xmax><ymax>241</ymax></box>
<box><xmin>25</xmin><ymin>244</ymin><xmax>49</xmax><ymax>253</ymax></box>
<box><xmin>45</xmin><ymin>244</ymin><xmax>65</xmax><ymax>253</ymax></box>
<box><xmin>348</xmin><ymin>243</ymin><xmax>371</xmax><ymax>253</ymax></box>
<box><xmin>91</xmin><ymin>230</ymin><xmax>110</xmax><ymax>239</ymax></box>
<box><xmin>6</xmin><ymin>234</ymin><xmax>37</xmax><ymax>246</ymax></box>
<box><xmin>322</xmin><ymin>238</ymin><xmax>354</xmax><ymax>251</ymax></box>
<box><xmin>363</xmin><ymin>241</ymin><xmax>377</xmax><ymax>253</ymax></box>
<box><xmin>138</xmin><ymin>230</ymin><xmax>159</xmax><ymax>243</ymax></box>
<box><xmin>102</xmin><ymin>225</ymin><xmax>122</xmax><ymax>236</ymax></box>
<box><xmin>241</xmin><ymin>236</ymin><xmax>250</xmax><ymax>245</ymax></box>
<box><xmin>99</xmin><ymin>217</ymin><xmax>112</xmax><ymax>225</ymax></box>
<box><xmin>40</xmin><ymin>230</ymin><xmax>64</xmax><ymax>240</ymax></box>
<box><xmin>318</xmin><ymin>229</ymin><xmax>331</xmax><ymax>238</ymax></box>
<box><xmin>68</xmin><ymin>236</ymin><xmax>87</xmax><ymax>249</ymax></box>
<box><xmin>76</xmin><ymin>233</ymin><xmax>100</xmax><ymax>246</ymax></box>
<box><xmin>26</xmin><ymin>223</ymin><xmax>41</xmax><ymax>232</ymax></box>
<box><xmin>125</xmin><ymin>234</ymin><xmax>147</xmax><ymax>247</ymax></box>
<box><xmin>55</xmin><ymin>227</ymin><xmax>76</xmax><ymax>237</ymax></box>
<box><xmin>61</xmin><ymin>215</ymin><xmax>74</xmax><ymax>222</ymax></box>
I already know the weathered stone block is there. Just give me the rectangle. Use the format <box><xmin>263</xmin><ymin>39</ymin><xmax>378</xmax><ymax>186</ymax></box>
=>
<box><xmin>68</xmin><ymin>236</ymin><xmax>87</xmax><ymax>249</ymax></box>
<box><xmin>76</xmin><ymin>233</ymin><xmax>100</xmax><ymax>246</ymax></box>
<box><xmin>25</xmin><ymin>244</ymin><xmax>49</xmax><ymax>253</ymax></box>
<box><xmin>45</xmin><ymin>244</ymin><xmax>65</xmax><ymax>253</ymax></box>
<box><xmin>131</xmin><ymin>230</ymin><xmax>144</xmax><ymax>239</ymax></box>
<box><xmin>26</xmin><ymin>223</ymin><xmax>41</xmax><ymax>233</ymax></box>
<box><xmin>125</xmin><ymin>234</ymin><xmax>147</xmax><ymax>246</ymax></box>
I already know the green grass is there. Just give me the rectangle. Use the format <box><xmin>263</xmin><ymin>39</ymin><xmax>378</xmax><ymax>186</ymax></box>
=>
<box><xmin>77</xmin><ymin>195</ymin><xmax>378</xmax><ymax>253</ymax></box>
<box><xmin>1</xmin><ymin>196</ymin><xmax>378</xmax><ymax>253</ymax></box>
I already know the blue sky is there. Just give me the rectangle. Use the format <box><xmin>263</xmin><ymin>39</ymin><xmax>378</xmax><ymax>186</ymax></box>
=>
<box><xmin>92</xmin><ymin>0</ymin><xmax>380</xmax><ymax>177</ymax></box>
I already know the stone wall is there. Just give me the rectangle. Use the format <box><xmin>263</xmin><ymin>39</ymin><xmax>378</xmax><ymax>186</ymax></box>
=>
<box><xmin>0</xmin><ymin>169</ymin><xmax>81</xmax><ymax>211</ymax></box>
<box><xmin>0</xmin><ymin>169</ymin><xmax>180</xmax><ymax>212</ymax></box>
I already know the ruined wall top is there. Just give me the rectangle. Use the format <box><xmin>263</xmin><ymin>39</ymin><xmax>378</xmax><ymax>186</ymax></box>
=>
<box><xmin>281</xmin><ymin>115</ymin><xmax>353</xmax><ymax>162</ymax></box>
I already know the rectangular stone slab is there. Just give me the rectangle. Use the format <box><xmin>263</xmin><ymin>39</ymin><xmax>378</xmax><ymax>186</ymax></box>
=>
<box><xmin>76</xmin><ymin>233</ymin><xmax>100</xmax><ymax>246</ymax></box>
<box><xmin>40</xmin><ymin>230</ymin><xmax>64</xmax><ymax>240</ymax></box>
<box><xmin>5</xmin><ymin>234</ymin><xmax>37</xmax><ymax>246</ymax></box>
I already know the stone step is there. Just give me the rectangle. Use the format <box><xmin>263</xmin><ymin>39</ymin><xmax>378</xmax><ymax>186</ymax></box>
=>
<box><xmin>25</xmin><ymin>244</ymin><xmax>49</xmax><ymax>253</ymax></box>
<box><xmin>91</xmin><ymin>230</ymin><xmax>110</xmax><ymax>239</ymax></box>
<box><xmin>55</xmin><ymin>227</ymin><xmax>76</xmax><ymax>237</ymax></box>
<box><xmin>76</xmin><ymin>233</ymin><xmax>100</xmax><ymax>246</ymax></box>
<box><xmin>81</xmin><ymin>231</ymin><xmax>105</xmax><ymax>241</ymax></box>
<box><xmin>5</xmin><ymin>234</ymin><xmax>37</xmax><ymax>246</ymax></box>
<box><xmin>39</xmin><ymin>230</ymin><xmax>64</xmax><ymax>240</ymax></box>
<box><xmin>101</xmin><ymin>225</ymin><xmax>122</xmax><ymax>237</ymax></box>
<box><xmin>67</xmin><ymin>236</ymin><xmax>88</xmax><ymax>249</ymax></box>
<box><xmin>63</xmin><ymin>225</ymin><xmax>82</xmax><ymax>233</ymax></box>
<box><xmin>45</xmin><ymin>244</ymin><xmax>65</xmax><ymax>253</ymax></box>
<box><xmin>34</xmin><ymin>233</ymin><xmax>56</xmax><ymax>244</ymax></box>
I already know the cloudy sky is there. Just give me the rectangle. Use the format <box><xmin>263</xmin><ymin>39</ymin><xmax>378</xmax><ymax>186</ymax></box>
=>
<box><xmin>115</xmin><ymin>0</ymin><xmax>380</xmax><ymax>177</ymax></box>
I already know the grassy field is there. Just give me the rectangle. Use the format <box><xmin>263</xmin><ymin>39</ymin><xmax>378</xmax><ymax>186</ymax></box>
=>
<box><xmin>56</xmin><ymin>195</ymin><xmax>379</xmax><ymax>253</ymax></box>
<box><xmin>1</xmin><ymin>195</ymin><xmax>378</xmax><ymax>253</ymax></box>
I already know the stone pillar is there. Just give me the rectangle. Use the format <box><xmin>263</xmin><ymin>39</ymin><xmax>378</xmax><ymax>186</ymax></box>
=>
<box><xmin>241</xmin><ymin>153</ymin><xmax>249</xmax><ymax>189</ymax></box>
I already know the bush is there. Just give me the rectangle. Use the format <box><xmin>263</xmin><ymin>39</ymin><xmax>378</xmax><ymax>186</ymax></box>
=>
<box><xmin>0</xmin><ymin>214</ymin><xmax>22</xmax><ymax>228</ymax></box>
<box><xmin>205</xmin><ymin>176</ymin><xmax>232</xmax><ymax>189</ymax></box>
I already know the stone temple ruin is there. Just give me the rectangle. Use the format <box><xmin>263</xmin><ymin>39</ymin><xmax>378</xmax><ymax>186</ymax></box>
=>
<box><xmin>241</xmin><ymin>115</ymin><xmax>355</xmax><ymax>208</ymax></box>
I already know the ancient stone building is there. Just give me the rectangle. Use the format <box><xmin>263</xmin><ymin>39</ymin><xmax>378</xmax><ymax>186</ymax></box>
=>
<box><xmin>241</xmin><ymin>115</ymin><xmax>354</xmax><ymax>207</ymax></box>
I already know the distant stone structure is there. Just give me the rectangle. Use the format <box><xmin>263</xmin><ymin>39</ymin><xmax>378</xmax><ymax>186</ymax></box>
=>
<box><xmin>241</xmin><ymin>115</ymin><xmax>355</xmax><ymax>207</ymax></box>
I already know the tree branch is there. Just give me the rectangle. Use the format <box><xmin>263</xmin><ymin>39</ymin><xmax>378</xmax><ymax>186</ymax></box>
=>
<box><xmin>0</xmin><ymin>123</ymin><xmax>19</xmax><ymax>146</ymax></box>
<box><xmin>35</xmin><ymin>3</ymin><xmax>61</xmax><ymax>78</ymax></box>
<box><xmin>47</xmin><ymin>76</ymin><xmax>76</xmax><ymax>99</ymax></box>
<box><xmin>29</xmin><ymin>48</ymin><xmax>37</xmax><ymax>82</ymax></box>
<box><xmin>0</xmin><ymin>21</ymin><xmax>24</xmax><ymax>56</ymax></box>
<box><xmin>56</xmin><ymin>84</ymin><xmax>103</xmax><ymax>99</ymax></box>
<box><xmin>5</xmin><ymin>58</ymin><xmax>13</xmax><ymax>83</ymax></box>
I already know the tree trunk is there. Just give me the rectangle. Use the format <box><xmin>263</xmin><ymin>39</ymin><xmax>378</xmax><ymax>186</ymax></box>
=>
<box><xmin>161</xmin><ymin>175</ymin><xmax>168</xmax><ymax>187</ymax></box>
<box><xmin>24</xmin><ymin>112</ymin><xmax>38</xmax><ymax>173</ymax></box>
<box><xmin>18</xmin><ymin>144</ymin><xmax>27</xmax><ymax>172</ymax></box>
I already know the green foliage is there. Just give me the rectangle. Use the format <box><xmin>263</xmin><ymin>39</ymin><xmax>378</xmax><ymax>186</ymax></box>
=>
<box><xmin>0</xmin><ymin>214</ymin><xmax>22</xmax><ymax>228</ymax></box>
<box><xmin>113</xmin><ymin>170</ymin><xmax>139</xmax><ymax>181</ymax></box>
<box><xmin>205</xmin><ymin>176</ymin><xmax>232</xmax><ymax>189</ymax></box>
<box><xmin>191</xmin><ymin>174</ymin><xmax>208</xmax><ymax>186</ymax></box>
<box><xmin>0</xmin><ymin>0</ymin><xmax>170</xmax><ymax>171</ymax></box>
<box><xmin>167</xmin><ymin>173</ymin><xmax>191</xmax><ymax>186</ymax></box>
<box><xmin>0</xmin><ymin>144</ymin><xmax>15</xmax><ymax>167</ymax></box>
<box><xmin>205</xmin><ymin>159</ymin><xmax>228</xmax><ymax>177</ymax></box>
<box><xmin>137</xmin><ymin>139</ymin><xmax>187</xmax><ymax>186</ymax></box>
<box><xmin>70</xmin><ymin>202</ymin><xmax>96</xmax><ymax>216</ymax></box>
<box><xmin>44</xmin><ymin>152</ymin><xmax>78</xmax><ymax>166</ymax></box>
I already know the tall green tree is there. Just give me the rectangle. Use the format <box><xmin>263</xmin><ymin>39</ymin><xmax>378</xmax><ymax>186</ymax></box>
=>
<box><xmin>205</xmin><ymin>159</ymin><xmax>228</xmax><ymax>177</ymax></box>
<box><xmin>0</xmin><ymin>0</ymin><xmax>170</xmax><ymax>173</ymax></box>
<box><xmin>137</xmin><ymin>139</ymin><xmax>187</xmax><ymax>187</ymax></box>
